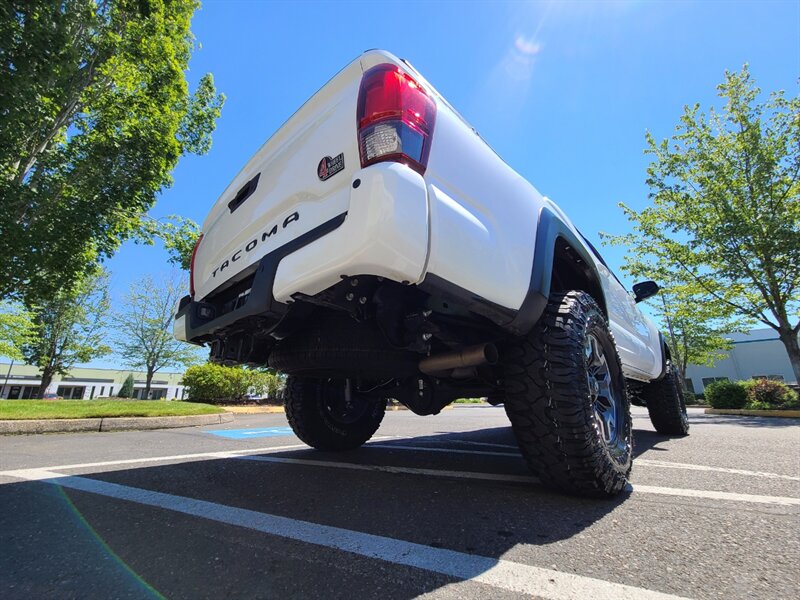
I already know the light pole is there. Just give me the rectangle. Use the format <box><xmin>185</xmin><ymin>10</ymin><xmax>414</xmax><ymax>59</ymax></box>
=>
<box><xmin>2</xmin><ymin>359</ymin><xmax>14</xmax><ymax>399</ymax></box>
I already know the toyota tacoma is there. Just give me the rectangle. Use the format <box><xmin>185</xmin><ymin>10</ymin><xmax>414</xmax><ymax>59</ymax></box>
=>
<box><xmin>174</xmin><ymin>50</ymin><xmax>689</xmax><ymax>497</ymax></box>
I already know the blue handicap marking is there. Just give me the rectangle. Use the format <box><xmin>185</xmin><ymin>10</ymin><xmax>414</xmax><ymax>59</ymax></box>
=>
<box><xmin>206</xmin><ymin>427</ymin><xmax>295</xmax><ymax>440</ymax></box>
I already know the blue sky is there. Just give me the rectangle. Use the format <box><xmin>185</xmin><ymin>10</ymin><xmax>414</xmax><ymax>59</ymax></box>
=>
<box><xmin>92</xmin><ymin>0</ymin><xmax>797</xmax><ymax>367</ymax></box>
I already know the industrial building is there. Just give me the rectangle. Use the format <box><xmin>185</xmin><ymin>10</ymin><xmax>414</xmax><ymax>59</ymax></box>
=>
<box><xmin>684</xmin><ymin>328</ymin><xmax>798</xmax><ymax>394</ymax></box>
<box><xmin>0</xmin><ymin>363</ymin><xmax>187</xmax><ymax>400</ymax></box>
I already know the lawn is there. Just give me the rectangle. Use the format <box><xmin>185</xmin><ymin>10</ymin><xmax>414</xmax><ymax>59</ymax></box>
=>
<box><xmin>0</xmin><ymin>400</ymin><xmax>224</xmax><ymax>420</ymax></box>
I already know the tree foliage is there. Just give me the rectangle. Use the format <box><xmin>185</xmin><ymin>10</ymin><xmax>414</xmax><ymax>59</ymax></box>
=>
<box><xmin>114</xmin><ymin>272</ymin><xmax>201</xmax><ymax>398</ymax></box>
<box><xmin>0</xmin><ymin>302</ymin><xmax>35</xmax><ymax>360</ymax></box>
<box><xmin>118</xmin><ymin>373</ymin><xmax>134</xmax><ymax>398</ymax></box>
<box><xmin>600</xmin><ymin>244</ymin><xmax>742</xmax><ymax>380</ymax></box>
<box><xmin>607</xmin><ymin>65</ymin><xmax>800</xmax><ymax>382</ymax></box>
<box><xmin>0</xmin><ymin>0</ymin><xmax>224</xmax><ymax>303</ymax></box>
<box><xmin>21</xmin><ymin>270</ymin><xmax>111</xmax><ymax>397</ymax></box>
<box><xmin>138</xmin><ymin>214</ymin><xmax>200</xmax><ymax>270</ymax></box>
<box><xmin>654</xmin><ymin>284</ymin><xmax>738</xmax><ymax>381</ymax></box>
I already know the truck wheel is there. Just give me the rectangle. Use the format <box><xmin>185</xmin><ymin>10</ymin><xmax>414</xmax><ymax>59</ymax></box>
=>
<box><xmin>502</xmin><ymin>291</ymin><xmax>632</xmax><ymax>497</ymax></box>
<box><xmin>284</xmin><ymin>376</ymin><xmax>386</xmax><ymax>450</ymax></box>
<box><xmin>641</xmin><ymin>362</ymin><xmax>689</xmax><ymax>436</ymax></box>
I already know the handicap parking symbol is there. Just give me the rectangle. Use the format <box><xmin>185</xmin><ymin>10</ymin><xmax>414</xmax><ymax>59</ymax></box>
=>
<box><xmin>206</xmin><ymin>427</ymin><xmax>295</xmax><ymax>439</ymax></box>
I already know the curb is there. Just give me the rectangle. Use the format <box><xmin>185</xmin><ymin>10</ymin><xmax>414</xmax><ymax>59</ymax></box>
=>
<box><xmin>704</xmin><ymin>408</ymin><xmax>800</xmax><ymax>418</ymax></box>
<box><xmin>0</xmin><ymin>412</ymin><xmax>233</xmax><ymax>435</ymax></box>
<box><xmin>222</xmin><ymin>406</ymin><xmax>285</xmax><ymax>414</ymax></box>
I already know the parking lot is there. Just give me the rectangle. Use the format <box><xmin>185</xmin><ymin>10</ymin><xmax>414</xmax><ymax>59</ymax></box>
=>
<box><xmin>1</xmin><ymin>406</ymin><xmax>798</xmax><ymax>600</ymax></box>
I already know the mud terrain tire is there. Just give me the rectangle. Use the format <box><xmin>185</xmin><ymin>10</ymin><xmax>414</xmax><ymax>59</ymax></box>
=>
<box><xmin>642</xmin><ymin>362</ymin><xmax>690</xmax><ymax>436</ymax></box>
<box><xmin>502</xmin><ymin>291</ymin><xmax>633</xmax><ymax>497</ymax></box>
<box><xmin>284</xmin><ymin>376</ymin><xmax>386</xmax><ymax>450</ymax></box>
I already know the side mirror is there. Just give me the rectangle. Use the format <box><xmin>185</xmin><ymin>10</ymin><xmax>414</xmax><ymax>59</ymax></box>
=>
<box><xmin>633</xmin><ymin>280</ymin><xmax>660</xmax><ymax>303</ymax></box>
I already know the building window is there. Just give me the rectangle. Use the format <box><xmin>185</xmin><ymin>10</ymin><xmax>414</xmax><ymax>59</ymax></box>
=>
<box><xmin>753</xmin><ymin>375</ymin><xmax>785</xmax><ymax>382</ymax></box>
<box><xmin>57</xmin><ymin>386</ymin><xmax>86</xmax><ymax>399</ymax></box>
<box><xmin>684</xmin><ymin>379</ymin><xmax>695</xmax><ymax>394</ymax></box>
<box><xmin>702</xmin><ymin>377</ymin><xmax>729</xmax><ymax>388</ymax></box>
<box><xmin>21</xmin><ymin>386</ymin><xmax>40</xmax><ymax>399</ymax></box>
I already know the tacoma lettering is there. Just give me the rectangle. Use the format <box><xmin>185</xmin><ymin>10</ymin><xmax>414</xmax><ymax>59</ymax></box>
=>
<box><xmin>212</xmin><ymin>211</ymin><xmax>300</xmax><ymax>278</ymax></box>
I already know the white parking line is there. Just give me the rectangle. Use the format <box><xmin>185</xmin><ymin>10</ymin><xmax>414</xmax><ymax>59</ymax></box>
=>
<box><xmin>3</xmin><ymin>443</ymin><xmax>798</xmax><ymax>507</ymax></box>
<box><xmin>10</xmin><ymin>469</ymin><xmax>690</xmax><ymax>600</ymax></box>
<box><xmin>629</xmin><ymin>484</ymin><xmax>800</xmax><ymax>506</ymax></box>
<box><xmin>368</xmin><ymin>443</ymin><xmax>520</xmax><ymax>457</ymax></box>
<box><xmin>0</xmin><ymin>444</ymin><xmax>311</xmax><ymax>478</ymax></box>
<box><xmin>634</xmin><ymin>459</ymin><xmax>800</xmax><ymax>482</ymax></box>
<box><xmin>237</xmin><ymin>455</ymin><xmax>536</xmax><ymax>483</ymax></box>
<box><xmin>238</xmin><ymin>455</ymin><xmax>800</xmax><ymax>507</ymax></box>
<box><xmin>443</xmin><ymin>440</ymin><xmax>520</xmax><ymax>449</ymax></box>
<box><xmin>369</xmin><ymin>444</ymin><xmax>800</xmax><ymax>482</ymax></box>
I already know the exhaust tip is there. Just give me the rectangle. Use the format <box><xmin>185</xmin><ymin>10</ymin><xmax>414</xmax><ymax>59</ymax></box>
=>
<box><xmin>484</xmin><ymin>343</ymin><xmax>499</xmax><ymax>365</ymax></box>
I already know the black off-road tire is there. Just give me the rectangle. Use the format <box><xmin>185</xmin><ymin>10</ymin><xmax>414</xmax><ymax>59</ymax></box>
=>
<box><xmin>284</xmin><ymin>376</ymin><xmax>386</xmax><ymax>450</ymax></box>
<box><xmin>502</xmin><ymin>291</ymin><xmax>633</xmax><ymax>497</ymax></box>
<box><xmin>641</xmin><ymin>362</ymin><xmax>690</xmax><ymax>436</ymax></box>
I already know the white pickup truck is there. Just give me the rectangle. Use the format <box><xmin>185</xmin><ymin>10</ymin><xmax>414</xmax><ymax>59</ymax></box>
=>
<box><xmin>174</xmin><ymin>50</ymin><xmax>689</xmax><ymax>497</ymax></box>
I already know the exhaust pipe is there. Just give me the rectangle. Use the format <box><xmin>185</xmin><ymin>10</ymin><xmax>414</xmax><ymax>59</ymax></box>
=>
<box><xmin>419</xmin><ymin>343</ymin><xmax>499</xmax><ymax>375</ymax></box>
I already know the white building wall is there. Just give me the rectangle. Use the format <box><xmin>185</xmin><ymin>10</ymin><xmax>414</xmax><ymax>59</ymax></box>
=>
<box><xmin>685</xmin><ymin>328</ymin><xmax>797</xmax><ymax>393</ymax></box>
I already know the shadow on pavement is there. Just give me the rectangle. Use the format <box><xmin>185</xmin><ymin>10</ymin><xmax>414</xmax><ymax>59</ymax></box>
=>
<box><xmin>0</xmin><ymin>425</ymin><xmax>657</xmax><ymax>599</ymax></box>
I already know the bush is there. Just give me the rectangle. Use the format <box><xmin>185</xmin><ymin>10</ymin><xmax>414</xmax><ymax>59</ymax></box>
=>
<box><xmin>181</xmin><ymin>363</ymin><xmax>285</xmax><ymax>404</ymax></box>
<box><xmin>704</xmin><ymin>381</ymin><xmax>747</xmax><ymax>409</ymax></box>
<box><xmin>744</xmin><ymin>379</ymin><xmax>799</xmax><ymax>410</ymax></box>
<box><xmin>683</xmin><ymin>390</ymin><xmax>699</xmax><ymax>405</ymax></box>
<box><xmin>117</xmin><ymin>374</ymin><xmax>134</xmax><ymax>398</ymax></box>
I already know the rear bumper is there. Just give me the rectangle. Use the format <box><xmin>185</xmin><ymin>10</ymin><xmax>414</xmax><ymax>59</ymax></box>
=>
<box><xmin>272</xmin><ymin>162</ymin><xmax>429</xmax><ymax>302</ymax></box>
<box><xmin>174</xmin><ymin>162</ymin><xmax>429</xmax><ymax>344</ymax></box>
<box><xmin>173</xmin><ymin>214</ymin><xmax>348</xmax><ymax>343</ymax></box>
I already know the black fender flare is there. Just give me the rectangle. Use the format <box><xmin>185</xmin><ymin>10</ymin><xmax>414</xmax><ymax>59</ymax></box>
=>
<box><xmin>654</xmin><ymin>332</ymin><xmax>671</xmax><ymax>381</ymax></box>
<box><xmin>504</xmin><ymin>205</ymin><xmax>607</xmax><ymax>336</ymax></box>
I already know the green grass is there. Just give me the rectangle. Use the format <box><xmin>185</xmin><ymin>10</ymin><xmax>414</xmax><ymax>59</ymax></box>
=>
<box><xmin>453</xmin><ymin>398</ymin><xmax>486</xmax><ymax>404</ymax></box>
<box><xmin>0</xmin><ymin>400</ymin><xmax>225</xmax><ymax>420</ymax></box>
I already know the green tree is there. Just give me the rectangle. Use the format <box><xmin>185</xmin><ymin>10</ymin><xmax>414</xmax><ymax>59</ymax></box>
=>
<box><xmin>0</xmin><ymin>0</ymin><xmax>224</xmax><ymax>303</ymax></box>
<box><xmin>599</xmin><ymin>237</ymin><xmax>743</xmax><ymax>381</ymax></box>
<box><xmin>118</xmin><ymin>373</ymin><xmax>134</xmax><ymax>398</ymax></box>
<box><xmin>610</xmin><ymin>65</ymin><xmax>800</xmax><ymax>382</ymax></box>
<box><xmin>655</xmin><ymin>287</ymin><xmax>737</xmax><ymax>382</ymax></box>
<box><xmin>114</xmin><ymin>273</ymin><xmax>201</xmax><ymax>398</ymax></box>
<box><xmin>0</xmin><ymin>302</ymin><xmax>35</xmax><ymax>360</ymax></box>
<box><xmin>21</xmin><ymin>271</ymin><xmax>112</xmax><ymax>397</ymax></box>
<box><xmin>138</xmin><ymin>214</ymin><xmax>200</xmax><ymax>271</ymax></box>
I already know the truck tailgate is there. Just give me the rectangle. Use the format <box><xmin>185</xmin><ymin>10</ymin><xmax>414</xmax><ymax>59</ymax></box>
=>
<box><xmin>193</xmin><ymin>55</ymin><xmax>378</xmax><ymax>301</ymax></box>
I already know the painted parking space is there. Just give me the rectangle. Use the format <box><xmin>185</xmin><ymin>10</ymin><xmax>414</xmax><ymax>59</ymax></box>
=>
<box><xmin>205</xmin><ymin>426</ymin><xmax>295</xmax><ymax>439</ymax></box>
<box><xmin>3</xmin><ymin>408</ymin><xmax>799</xmax><ymax>600</ymax></box>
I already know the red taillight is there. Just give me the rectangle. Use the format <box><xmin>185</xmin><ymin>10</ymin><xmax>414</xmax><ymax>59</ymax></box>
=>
<box><xmin>189</xmin><ymin>233</ymin><xmax>203</xmax><ymax>298</ymax></box>
<box><xmin>356</xmin><ymin>63</ymin><xmax>436</xmax><ymax>174</ymax></box>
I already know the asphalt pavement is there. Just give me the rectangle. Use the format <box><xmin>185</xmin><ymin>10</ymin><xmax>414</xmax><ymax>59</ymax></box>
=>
<box><xmin>1</xmin><ymin>406</ymin><xmax>798</xmax><ymax>600</ymax></box>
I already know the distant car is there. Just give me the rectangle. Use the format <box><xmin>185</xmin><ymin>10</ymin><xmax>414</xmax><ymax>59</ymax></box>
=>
<box><xmin>42</xmin><ymin>392</ymin><xmax>62</xmax><ymax>400</ymax></box>
<box><xmin>242</xmin><ymin>393</ymin><xmax>264</xmax><ymax>402</ymax></box>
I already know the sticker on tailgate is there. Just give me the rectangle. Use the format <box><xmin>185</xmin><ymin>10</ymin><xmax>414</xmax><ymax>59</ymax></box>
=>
<box><xmin>317</xmin><ymin>153</ymin><xmax>345</xmax><ymax>181</ymax></box>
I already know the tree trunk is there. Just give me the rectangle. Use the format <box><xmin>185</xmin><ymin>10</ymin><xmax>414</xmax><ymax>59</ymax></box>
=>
<box><xmin>677</xmin><ymin>360</ymin><xmax>688</xmax><ymax>383</ymax></box>
<box><xmin>37</xmin><ymin>366</ymin><xmax>56</xmax><ymax>399</ymax></box>
<box><xmin>777</xmin><ymin>328</ymin><xmax>800</xmax><ymax>385</ymax></box>
<box><xmin>144</xmin><ymin>367</ymin><xmax>154</xmax><ymax>400</ymax></box>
